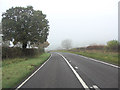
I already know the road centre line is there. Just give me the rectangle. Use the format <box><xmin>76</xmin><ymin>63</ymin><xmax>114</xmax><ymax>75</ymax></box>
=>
<box><xmin>57</xmin><ymin>53</ymin><xmax>90</xmax><ymax>90</ymax></box>
<box><xmin>92</xmin><ymin>85</ymin><xmax>101</xmax><ymax>90</ymax></box>
<box><xmin>16</xmin><ymin>54</ymin><xmax>52</xmax><ymax>89</ymax></box>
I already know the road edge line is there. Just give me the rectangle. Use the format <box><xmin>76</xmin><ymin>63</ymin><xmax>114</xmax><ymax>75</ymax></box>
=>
<box><xmin>16</xmin><ymin>54</ymin><xmax>52</xmax><ymax>89</ymax></box>
<box><xmin>57</xmin><ymin>53</ymin><xmax>90</xmax><ymax>90</ymax></box>
<box><xmin>78</xmin><ymin>54</ymin><xmax>119</xmax><ymax>68</ymax></box>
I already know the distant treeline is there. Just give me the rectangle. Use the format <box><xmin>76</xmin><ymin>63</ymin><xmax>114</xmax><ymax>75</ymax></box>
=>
<box><xmin>69</xmin><ymin>40</ymin><xmax>119</xmax><ymax>52</ymax></box>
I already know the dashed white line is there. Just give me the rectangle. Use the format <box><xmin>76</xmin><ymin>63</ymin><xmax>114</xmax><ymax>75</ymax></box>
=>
<box><xmin>74</xmin><ymin>66</ymin><xmax>78</xmax><ymax>70</ymax></box>
<box><xmin>57</xmin><ymin>53</ymin><xmax>90</xmax><ymax>90</ymax></box>
<box><xmin>16</xmin><ymin>54</ymin><xmax>52</xmax><ymax>90</ymax></box>
<box><xmin>90</xmin><ymin>86</ymin><xmax>93</xmax><ymax>88</ymax></box>
<box><xmin>93</xmin><ymin>85</ymin><xmax>101</xmax><ymax>90</ymax></box>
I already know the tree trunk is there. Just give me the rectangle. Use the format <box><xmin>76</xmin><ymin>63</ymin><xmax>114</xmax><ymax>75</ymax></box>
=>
<box><xmin>22</xmin><ymin>42</ymin><xmax>27</xmax><ymax>56</ymax></box>
<box><xmin>22</xmin><ymin>42</ymin><xmax>27</xmax><ymax>49</ymax></box>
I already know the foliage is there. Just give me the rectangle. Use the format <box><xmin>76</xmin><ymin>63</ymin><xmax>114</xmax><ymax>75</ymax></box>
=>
<box><xmin>2</xmin><ymin>6</ymin><xmax>49</xmax><ymax>49</ymax></box>
<box><xmin>31</xmin><ymin>41</ymin><xmax>50</xmax><ymax>48</ymax></box>
<box><xmin>86</xmin><ymin>45</ymin><xmax>105</xmax><ymax>50</ymax></box>
<box><xmin>2</xmin><ymin>47</ymin><xmax>44</xmax><ymax>59</ymax></box>
<box><xmin>40</xmin><ymin>41</ymin><xmax>50</xmax><ymax>48</ymax></box>
<box><xmin>106</xmin><ymin>40</ymin><xmax>119</xmax><ymax>51</ymax></box>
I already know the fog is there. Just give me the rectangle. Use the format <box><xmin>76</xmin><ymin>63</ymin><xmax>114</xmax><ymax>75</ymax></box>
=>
<box><xmin>0</xmin><ymin>0</ymin><xmax>119</xmax><ymax>50</ymax></box>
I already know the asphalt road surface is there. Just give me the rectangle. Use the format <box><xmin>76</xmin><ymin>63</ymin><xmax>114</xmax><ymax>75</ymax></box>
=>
<box><xmin>17</xmin><ymin>52</ymin><xmax>119</xmax><ymax>89</ymax></box>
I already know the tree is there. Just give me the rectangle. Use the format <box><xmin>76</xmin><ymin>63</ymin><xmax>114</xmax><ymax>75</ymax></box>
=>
<box><xmin>61</xmin><ymin>39</ymin><xmax>72</xmax><ymax>49</ymax></box>
<box><xmin>106</xmin><ymin>40</ymin><xmax>119</xmax><ymax>51</ymax></box>
<box><xmin>2</xmin><ymin>6</ymin><xmax>49</xmax><ymax>49</ymax></box>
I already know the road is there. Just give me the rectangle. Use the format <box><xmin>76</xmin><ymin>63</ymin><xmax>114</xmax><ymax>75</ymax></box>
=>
<box><xmin>17</xmin><ymin>52</ymin><xmax>119</xmax><ymax>89</ymax></box>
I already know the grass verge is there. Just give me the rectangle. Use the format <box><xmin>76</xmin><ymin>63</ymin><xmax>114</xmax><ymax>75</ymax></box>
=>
<box><xmin>2</xmin><ymin>53</ymin><xmax>50</xmax><ymax>88</ymax></box>
<box><xmin>57</xmin><ymin>50</ymin><xmax>118</xmax><ymax>66</ymax></box>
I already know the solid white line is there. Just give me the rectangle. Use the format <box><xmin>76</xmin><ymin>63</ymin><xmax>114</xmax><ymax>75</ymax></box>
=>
<box><xmin>16</xmin><ymin>54</ymin><xmax>52</xmax><ymax>89</ymax></box>
<box><xmin>57</xmin><ymin>53</ymin><xmax>90</xmax><ymax>90</ymax></box>
<box><xmin>93</xmin><ymin>85</ymin><xmax>101</xmax><ymax>90</ymax></box>
<box><xmin>78</xmin><ymin>55</ymin><xmax>119</xmax><ymax>68</ymax></box>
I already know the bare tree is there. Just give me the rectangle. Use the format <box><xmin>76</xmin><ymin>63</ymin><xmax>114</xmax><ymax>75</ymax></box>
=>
<box><xmin>61</xmin><ymin>39</ymin><xmax>72</xmax><ymax>50</ymax></box>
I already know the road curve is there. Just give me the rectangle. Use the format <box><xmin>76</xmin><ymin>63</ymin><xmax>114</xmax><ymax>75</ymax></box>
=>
<box><xmin>19</xmin><ymin>52</ymin><xmax>82</xmax><ymax>88</ymax></box>
<box><xmin>59</xmin><ymin>52</ymin><xmax>118</xmax><ymax>89</ymax></box>
<box><xmin>17</xmin><ymin>52</ymin><xmax>119</xmax><ymax>89</ymax></box>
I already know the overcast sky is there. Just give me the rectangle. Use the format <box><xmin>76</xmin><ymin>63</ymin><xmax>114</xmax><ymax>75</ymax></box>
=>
<box><xmin>0</xmin><ymin>0</ymin><xmax>119</xmax><ymax>50</ymax></box>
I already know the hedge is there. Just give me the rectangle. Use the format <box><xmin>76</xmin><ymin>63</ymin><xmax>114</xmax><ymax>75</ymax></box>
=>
<box><xmin>2</xmin><ymin>47</ymin><xmax>44</xmax><ymax>59</ymax></box>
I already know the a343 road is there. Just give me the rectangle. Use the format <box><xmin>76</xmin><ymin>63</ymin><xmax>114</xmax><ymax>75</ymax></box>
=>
<box><xmin>17</xmin><ymin>52</ymin><xmax>119</xmax><ymax>89</ymax></box>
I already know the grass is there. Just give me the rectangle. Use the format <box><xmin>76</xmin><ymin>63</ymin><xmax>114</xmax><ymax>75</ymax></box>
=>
<box><xmin>2</xmin><ymin>53</ymin><xmax>50</xmax><ymax>88</ymax></box>
<box><xmin>57</xmin><ymin>50</ymin><xmax>118</xmax><ymax>66</ymax></box>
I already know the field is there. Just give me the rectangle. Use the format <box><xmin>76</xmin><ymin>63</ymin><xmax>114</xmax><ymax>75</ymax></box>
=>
<box><xmin>2</xmin><ymin>53</ymin><xmax>50</xmax><ymax>88</ymax></box>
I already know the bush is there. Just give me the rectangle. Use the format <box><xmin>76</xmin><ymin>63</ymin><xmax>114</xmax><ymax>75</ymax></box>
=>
<box><xmin>106</xmin><ymin>40</ymin><xmax>119</xmax><ymax>52</ymax></box>
<box><xmin>86</xmin><ymin>45</ymin><xmax>105</xmax><ymax>50</ymax></box>
<box><xmin>2</xmin><ymin>47</ymin><xmax>44</xmax><ymax>59</ymax></box>
<box><xmin>2</xmin><ymin>47</ymin><xmax>22</xmax><ymax>59</ymax></box>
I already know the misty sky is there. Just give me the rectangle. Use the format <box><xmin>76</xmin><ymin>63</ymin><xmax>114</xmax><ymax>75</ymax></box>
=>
<box><xmin>0</xmin><ymin>0</ymin><xmax>119</xmax><ymax>50</ymax></box>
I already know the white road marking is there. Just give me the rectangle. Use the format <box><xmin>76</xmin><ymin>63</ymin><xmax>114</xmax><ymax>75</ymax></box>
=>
<box><xmin>16</xmin><ymin>54</ymin><xmax>52</xmax><ymax>89</ymax></box>
<box><xmin>78</xmin><ymin>55</ymin><xmax>119</xmax><ymax>68</ymax></box>
<box><xmin>57</xmin><ymin>53</ymin><xmax>90</xmax><ymax>90</ymax></box>
<box><xmin>90</xmin><ymin>86</ymin><xmax>93</xmax><ymax>88</ymax></box>
<box><xmin>93</xmin><ymin>85</ymin><xmax>101</xmax><ymax>90</ymax></box>
<box><xmin>74</xmin><ymin>66</ymin><xmax>78</xmax><ymax>70</ymax></box>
